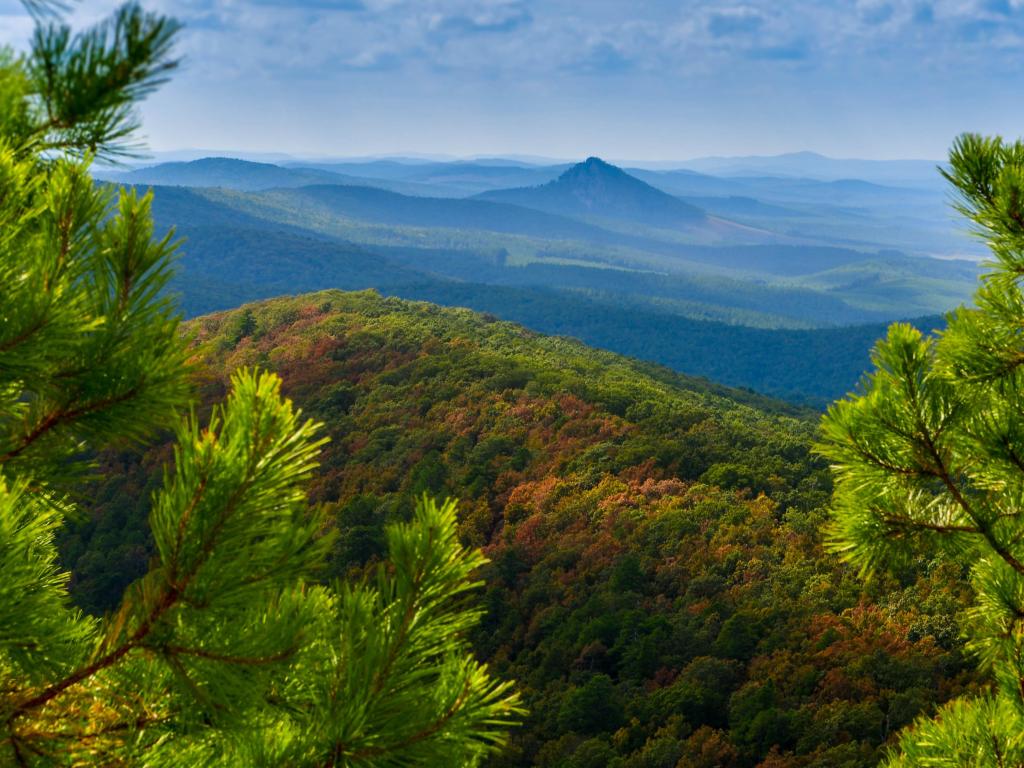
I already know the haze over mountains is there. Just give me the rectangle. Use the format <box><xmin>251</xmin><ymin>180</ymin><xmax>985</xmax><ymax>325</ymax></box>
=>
<box><xmin>669</xmin><ymin>151</ymin><xmax>944</xmax><ymax>187</ymax></box>
<box><xmin>96</xmin><ymin>151</ymin><xmax>979</xmax><ymax>405</ymax></box>
<box><xmin>122</xmin><ymin>149</ymin><xmax>944</xmax><ymax>185</ymax></box>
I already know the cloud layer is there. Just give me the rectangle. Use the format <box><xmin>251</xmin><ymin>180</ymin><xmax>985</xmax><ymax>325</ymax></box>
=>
<box><xmin>114</xmin><ymin>0</ymin><xmax>1024</xmax><ymax>77</ymax></box>
<box><xmin>1</xmin><ymin>0</ymin><xmax>1022</xmax><ymax>158</ymax></box>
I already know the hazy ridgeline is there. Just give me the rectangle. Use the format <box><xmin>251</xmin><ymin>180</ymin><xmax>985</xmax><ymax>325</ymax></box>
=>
<box><xmin>97</xmin><ymin>152</ymin><xmax>978</xmax><ymax>407</ymax></box>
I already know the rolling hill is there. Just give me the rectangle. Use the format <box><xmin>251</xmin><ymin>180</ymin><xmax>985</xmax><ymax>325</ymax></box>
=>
<box><xmin>107</xmin><ymin>154</ymin><xmax>984</xmax><ymax>259</ymax></box>
<box><xmin>96</xmin><ymin>157</ymin><xmax>350</xmax><ymax>190</ymax></box>
<box><xmin>96</xmin><ymin>156</ymin><xmax>452</xmax><ymax>197</ymax></box>
<box><xmin>140</xmin><ymin>186</ymin><xmax>432</xmax><ymax>316</ymax></box>
<box><xmin>61</xmin><ymin>290</ymin><xmax>977</xmax><ymax>768</ymax></box>
<box><xmin>289</xmin><ymin>159</ymin><xmax>569</xmax><ymax>196</ymax></box>
<box><xmin>254</xmin><ymin>183</ymin><xmax>626</xmax><ymax>242</ymax></box>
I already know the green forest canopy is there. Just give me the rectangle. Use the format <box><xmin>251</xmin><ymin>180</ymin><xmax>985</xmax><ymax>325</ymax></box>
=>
<box><xmin>65</xmin><ymin>289</ymin><xmax>982</xmax><ymax>767</ymax></box>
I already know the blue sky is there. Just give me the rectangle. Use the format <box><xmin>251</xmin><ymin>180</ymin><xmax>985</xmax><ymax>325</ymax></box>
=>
<box><xmin>2</xmin><ymin>0</ymin><xmax>1023</xmax><ymax>160</ymax></box>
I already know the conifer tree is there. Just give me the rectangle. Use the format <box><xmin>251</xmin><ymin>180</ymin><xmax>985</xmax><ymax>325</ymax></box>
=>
<box><xmin>819</xmin><ymin>134</ymin><xmax>1024</xmax><ymax>765</ymax></box>
<box><xmin>0</xmin><ymin>3</ymin><xmax>520</xmax><ymax>765</ymax></box>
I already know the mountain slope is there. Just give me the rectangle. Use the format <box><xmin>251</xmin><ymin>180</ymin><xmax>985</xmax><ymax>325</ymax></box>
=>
<box><xmin>97</xmin><ymin>157</ymin><xmax>354</xmax><ymax>191</ymax></box>
<box><xmin>135</xmin><ymin>184</ymin><xmax>947</xmax><ymax>405</ymax></box>
<box><xmin>62</xmin><ymin>290</ymin><xmax>975</xmax><ymax>768</ymax></box>
<box><xmin>394</xmin><ymin>281</ymin><xmax>943</xmax><ymax>407</ymax></box>
<box><xmin>478</xmin><ymin>157</ymin><xmax>708</xmax><ymax>230</ymax></box>
<box><xmin>256</xmin><ymin>183</ymin><xmax>627</xmax><ymax>242</ymax></box>
<box><xmin>675</xmin><ymin>151</ymin><xmax>943</xmax><ymax>186</ymax></box>
<box><xmin>96</xmin><ymin>157</ymin><xmax>451</xmax><ymax>197</ymax></box>
<box><xmin>289</xmin><ymin>160</ymin><xmax>569</xmax><ymax>195</ymax></box>
<box><xmin>139</xmin><ymin>186</ymin><xmax>437</xmax><ymax>316</ymax></box>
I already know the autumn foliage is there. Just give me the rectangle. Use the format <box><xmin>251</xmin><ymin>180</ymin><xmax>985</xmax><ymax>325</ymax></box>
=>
<box><xmin>64</xmin><ymin>290</ymin><xmax>978</xmax><ymax>767</ymax></box>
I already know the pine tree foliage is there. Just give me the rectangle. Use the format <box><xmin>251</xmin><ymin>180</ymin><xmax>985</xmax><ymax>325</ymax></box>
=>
<box><xmin>0</xmin><ymin>3</ymin><xmax>520</xmax><ymax>765</ymax></box>
<box><xmin>28</xmin><ymin>4</ymin><xmax>181</xmax><ymax>160</ymax></box>
<box><xmin>819</xmin><ymin>133</ymin><xmax>1024</xmax><ymax>765</ymax></box>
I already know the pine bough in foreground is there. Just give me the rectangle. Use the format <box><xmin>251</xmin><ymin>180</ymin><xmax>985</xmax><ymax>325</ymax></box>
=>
<box><xmin>0</xmin><ymin>4</ymin><xmax>520</xmax><ymax>763</ymax></box>
<box><xmin>819</xmin><ymin>134</ymin><xmax>1024</xmax><ymax>766</ymax></box>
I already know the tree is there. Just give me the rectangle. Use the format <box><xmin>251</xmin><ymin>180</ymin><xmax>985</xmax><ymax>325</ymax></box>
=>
<box><xmin>818</xmin><ymin>133</ymin><xmax>1024</xmax><ymax>765</ymax></box>
<box><xmin>0</xmin><ymin>3</ymin><xmax>520</xmax><ymax>765</ymax></box>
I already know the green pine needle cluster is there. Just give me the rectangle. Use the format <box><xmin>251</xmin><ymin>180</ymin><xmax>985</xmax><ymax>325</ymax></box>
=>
<box><xmin>0</xmin><ymin>3</ymin><xmax>521</xmax><ymax>765</ymax></box>
<box><xmin>819</xmin><ymin>133</ymin><xmax>1024</xmax><ymax>765</ymax></box>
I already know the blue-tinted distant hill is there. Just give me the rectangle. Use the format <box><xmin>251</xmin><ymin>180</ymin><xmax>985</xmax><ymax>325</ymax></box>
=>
<box><xmin>477</xmin><ymin>157</ymin><xmax>711</xmax><ymax>231</ymax></box>
<box><xmin>95</xmin><ymin>157</ymin><xmax>448</xmax><ymax>197</ymax></box>
<box><xmin>188</xmin><ymin>178</ymin><xmax>974</xmax><ymax>322</ymax></box>
<box><xmin>106</xmin><ymin>154</ymin><xmax>981</xmax><ymax>257</ymax></box>
<box><xmin>288</xmin><ymin>160</ymin><xmax>569</xmax><ymax>196</ymax></box>
<box><xmin>673</xmin><ymin>151</ymin><xmax>943</xmax><ymax>187</ymax></box>
<box><xmin>261</xmin><ymin>183</ymin><xmax>633</xmax><ymax>242</ymax></box>
<box><xmin>628</xmin><ymin>167</ymin><xmax>979</xmax><ymax>258</ymax></box>
<box><xmin>137</xmin><ymin>185</ymin><xmax>432</xmax><ymax>315</ymax></box>
<box><xmin>97</xmin><ymin>157</ymin><xmax>349</xmax><ymax>191</ymax></box>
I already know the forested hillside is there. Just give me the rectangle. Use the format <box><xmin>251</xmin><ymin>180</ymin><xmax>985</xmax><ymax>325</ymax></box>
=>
<box><xmin>64</xmin><ymin>291</ymin><xmax>978</xmax><ymax>768</ymax></box>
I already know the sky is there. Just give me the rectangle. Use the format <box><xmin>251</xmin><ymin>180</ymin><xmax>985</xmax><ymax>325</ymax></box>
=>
<box><xmin>1</xmin><ymin>0</ymin><xmax>1023</xmax><ymax>161</ymax></box>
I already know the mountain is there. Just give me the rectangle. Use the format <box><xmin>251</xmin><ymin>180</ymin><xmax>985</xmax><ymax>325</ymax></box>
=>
<box><xmin>395</xmin><ymin>281</ymin><xmax>944</xmax><ymax>407</ymax></box>
<box><xmin>477</xmin><ymin>157</ymin><xmax>708</xmax><ymax>230</ymax></box>
<box><xmin>100</xmin><ymin>149</ymin><xmax>301</xmax><ymax>165</ymax></box>
<box><xmin>107</xmin><ymin>156</ymin><xmax>984</xmax><ymax>259</ymax></box>
<box><xmin>95</xmin><ymin>157</ymin><xmax>451</xmax><ymax>197</ymax></box>
<box><xmin>62</xmin><ymin>290</ymin><xmax>975</xmax><ymax>768</ymax></box>
<box><xmin>675</xmin><ymin>151</ymin><xmax>943</xmax><ymax>187</ymax></box>
<box><xmin>198</xmin><ymin>179</ymin><xmax>974</xmax><ymax>322</ymax></box>
<box><xmin>96</xmin><ymin>157</ymin><xmax>351</xmax><ymax>191</ymax></box>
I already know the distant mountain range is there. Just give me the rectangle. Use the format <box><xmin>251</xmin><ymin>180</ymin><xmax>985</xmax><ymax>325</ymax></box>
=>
<box><xmin>119</xmin><ymin>149</ymin><xmax>944</xmax><ymax>184</ymax></box>
<box><xmin>94</xmin><ymin>157</ymin><xmax>452</xmax><ymax>198</ymax></box>
<box><xmin>289</xmin><ymin>160</ymin><xmax>569</xmax><ymax>196</ymax></box>
<box><xmin>96</xmin><ymin>152</ymin><xmax>986</xmax><ymax>405</ymax></box>
<box><xmin>97</xmin><ymin>157</ymin><xmax>342</xmax><ymax>191</ymax></box>
<box><xmin>670</xmin><ymin>151</ymin><xmax>943</xmax><ymax>187</ymax></box>
<box><xmin>101</xmin><ymin>154</ymin><xmax>978</xmax><ymax>256</ymax></box>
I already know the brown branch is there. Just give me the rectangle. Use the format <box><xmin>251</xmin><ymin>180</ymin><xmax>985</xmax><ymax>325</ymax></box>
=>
<box><xmin>9</xmin><ymin>583</ymin><xmax>180</xmax><ymax>718</ymax></box>
<box><xmin>1000</xmin><ymin>433</ymin><xmax>1024</xmax><ymax>477</ymax></box>
<box><xmin>369</xmin><ymin>523</ymin><xmax>435</xmax><ymax>699</ymax></box>
<box><xmin>0</xmin><ymin>316</ymin><xmax>49</xmax><ymax>355</ymax></box>
<box><xmin>0</xmin><ymin>385</ymin><xmax>142</xmax><ymax>463</ymax></box>
<box><xmin>880</xmin><ymin>516</ymin><xmax>980</xmax><ymax>535</ymax></box>
<box><xmin>168</xmin><ymin>472</ymin><xmax>208</xmax><ymax>583</ymax></box>
<box><xmin>844</xmin><ymin>432</ymin><xmax>923</xmax><ymax>478</ymax></box>
<box><xmin>917</xmin><ymin>415</ymin><xmax>1024</xmax><ymax>575</ymax></box>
